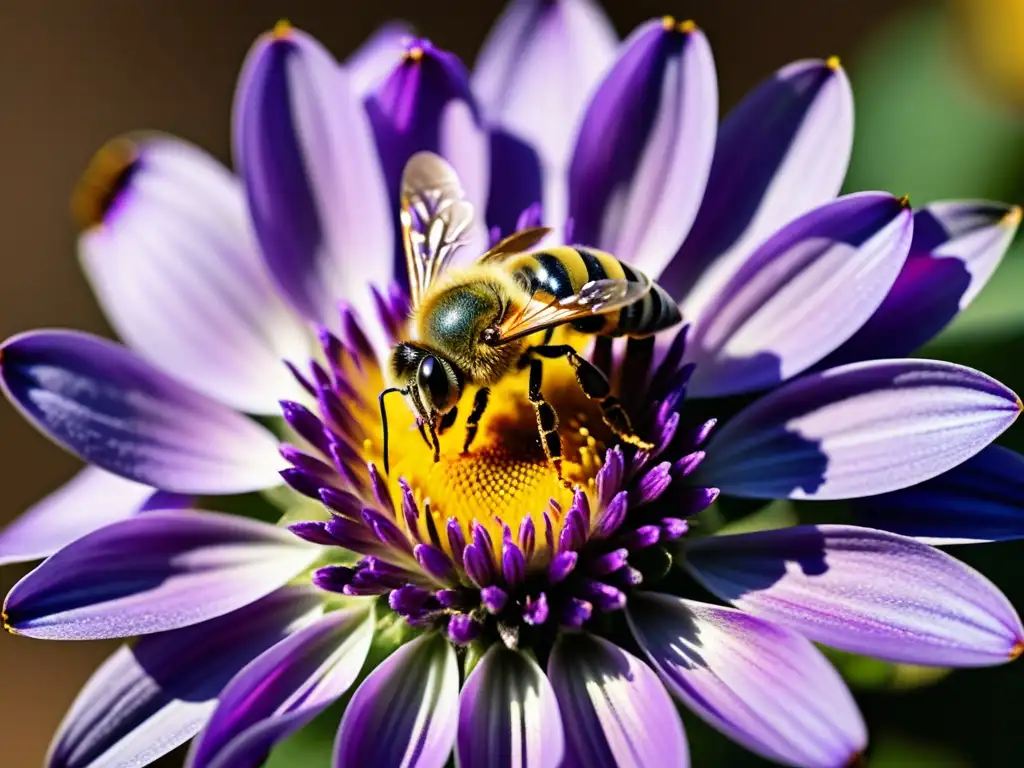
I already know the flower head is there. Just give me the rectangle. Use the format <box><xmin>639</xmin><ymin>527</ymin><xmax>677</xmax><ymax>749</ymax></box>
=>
<box><xmin>2</xmin><ymin>2</ymin><xmax>1024</xmax><ymax>767</ymax></box>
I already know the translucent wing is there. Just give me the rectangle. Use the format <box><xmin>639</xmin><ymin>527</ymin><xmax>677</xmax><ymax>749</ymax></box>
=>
<box><xmin>493</xmin><ymin>277</ymin><xmax>652</xmax><ymax>346</ymax></box>
<box><xmin>401</xmin><ymin>152</ymin><xmax>476</xmax><ymax>308</ymax></box>
<box><xmin>476</xmin><ymin>227</ymin><xmax>553</xmax><ymax>265</ymax></box>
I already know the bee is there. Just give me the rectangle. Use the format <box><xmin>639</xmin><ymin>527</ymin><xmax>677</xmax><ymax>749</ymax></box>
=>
<box><xmin>379</xmin><ymin>152</ymin><xmax>682</xmax><ymax>481</ymax></box>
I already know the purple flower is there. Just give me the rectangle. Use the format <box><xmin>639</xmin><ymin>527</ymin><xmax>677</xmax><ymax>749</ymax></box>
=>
<box><xmin>2</xmin><ymin>4</ymin><xmax>1024</xmax><ymax>767</ymax></box>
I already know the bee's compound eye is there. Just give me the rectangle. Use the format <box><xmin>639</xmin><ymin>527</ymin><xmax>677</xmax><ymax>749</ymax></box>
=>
<box><xmin>481</xmin><ymin>327</ymin><xmax>499</xmax><ymax>345</ymax></box>
<box><xmin>418</xmin><ymin>356</ymin><xmax>452</xmax><ymax>411</ymax></box>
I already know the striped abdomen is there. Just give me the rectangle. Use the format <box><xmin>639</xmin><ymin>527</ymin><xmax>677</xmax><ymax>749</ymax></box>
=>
<box><xmin>504</xmin><ymin>246</ymin><xmax>681</xmax><ymax>338</ymax></box>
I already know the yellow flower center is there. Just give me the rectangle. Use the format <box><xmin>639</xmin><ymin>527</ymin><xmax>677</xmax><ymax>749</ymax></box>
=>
<box><xmin>345</xmin><ymin>330</ymin><xmax>610</xmax><ymax>558</ymax></box>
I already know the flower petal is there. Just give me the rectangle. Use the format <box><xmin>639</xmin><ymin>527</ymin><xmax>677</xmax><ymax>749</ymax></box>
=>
<box><xmin>547</xmin><ymin>633</ymin><xmax>686</xmax><ymax>768</ymax></box>
<box><xmin>821</xmin><ymin>201</ymin><xmax>1022</xmax><ymax>367</ymax></box>
<box><xmin>667</xmin><ymin>59</ymin><xmax>853</xmax><ymax>316</ymax></box>
<box><xmin>627</xmin><ymin>594</ymin><xmax>865</xmax><ymax>768</ymax></box>
<box><xmin>368</xmin><ymin>39</ymin><xmax>489</xmax><ymax>275</ymax></box>
<box><xmin>47</xmin><ymin>586</ymin><xmax>323</xmax><ymax>768</ymax></box>
<box><xmin>687</xmin><ymin>193</ymin><xmax>913</xmax><ymax>397</ymax></box>
<box><xmin>684</xmin><ymin>525</ymin><xmax>1024</xmax><ymax>666</ymax></box>
<box><xmin>3</xmin><ymin>510</ymin><xmax>319</xmax><ymax>640</ymax></box>
<box><xmin>78</xmin><ymin>136</ymin><xmax>309</xmax><ymax>415</ymax></box>
<box><xmin>457</xmin><ymin>644</ymin><xmax>564</xmax><ymax>768</ymax></box>
<box><xmin>474</xmin><ymin>0</ymin><xmax>617</xmax><ymax>237</ymax></box>
<box><xmin>0</xmin><ymin>330</ymin><xmax>283</xmax><ymax>494</ymax></box>
<box><xmin>347</xmin><ymin>22</ymin><xmax>412</xmax><ymax>96</ymax></box>
<box><xmin>335</xmin><ymin>632</ymin><xmax>459</xmax><ymax>768</ymax></box>
<box><xmin>0</xmin><ymin>467</ymin><xmax>152</xmax><ymax>566</ymax></box>
<box><xmin>697</xmin><ymin>358</ymin><xmax>1021</xmax><ymax>500</ymax></box>
<box><xmin>188</xmin><ymin>606</ymin><xmax>374</xmax><ymax>768</ymax></box>
<box><xmin>852</xmin><ymin>444</ymin><xmax>1024</xmax><ymax>545</ymax></box>
<box><xmin>234</xmin><ymin>25</ymin><xmax>393</xmax><ymax>325</ymax></box>
<box><xmin>568</xmin><ymin>18</ymin><xmax>717</xmax><ymax>276</ymax></box>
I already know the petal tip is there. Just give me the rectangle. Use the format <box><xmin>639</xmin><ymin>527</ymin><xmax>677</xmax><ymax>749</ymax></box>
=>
<box><xmin>70</xmin><ymin>137</ymin><xmax>140</xmax><ymax>231</ymax></box>
<box><xmin>661</xmin><ymin>15</ymin><xmax>698</xmax><ymax>34</ymax></box>
<box><xmin>899</xmin><ymin>193</ymin><xmax>911</xmax><ymax>209</ymax></box>
<box><xmin>272</xmin><ymin>19</ymin><xmax>293</xmax><ymax>40</ymax></box>
<box><xmin>1010</xmin><ymin>640</ymin><xmax>1024</xmax><ymax>661</ymax></box>
<box><xmin>1003</xmin><ymin>204</ymin><xmax>1022</xmax><ymax>228</ymax></box>
<box><xmin>826</xmin><ymin>55</ymin><xmax>842</xmax><ymax>71</ymax></box>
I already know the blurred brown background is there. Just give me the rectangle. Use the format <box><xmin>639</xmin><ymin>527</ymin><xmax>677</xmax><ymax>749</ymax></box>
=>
<box><xmin>0</xmin><ymin>0</ymin><xmax>934</xmax><ymax>765</ymax></box>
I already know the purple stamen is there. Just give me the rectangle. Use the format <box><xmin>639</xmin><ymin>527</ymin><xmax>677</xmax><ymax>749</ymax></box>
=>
<box><xmin>446</xmin><ymin>518</ymin><xmax>467</xmax><ymax>564</ymax></box>
<box><xmin>340</xmin><ymin>306</ymin><xmax>375</xmax><ymax>364</ymax></box>
<box><xmin>362</xmin><ymin>508</ymin><xmax>413</xmax><ymax>554</ymax></box>
<box><xmin>543</xmin><ymin>510</ymin><xmax>556</xmax><ymax>552</ymax></box>
<box><xmin>481</xmin><ymin>585</ymin><xmax>509</xmax><ymax>614</ymax></box>
<box><xmin>284</xmin><ymin>360</ymin><xmax>316</xmax><ymax>396</ymax></box>
<box><xmin>319</xmin><ymin>487</ymin><xmax>363</xmax><ymax>519</ymax></box>
<box><xmin>415</xmin><ymin>543</ymin><xmax>457</xmax><ymax>582</ymax></box>
<box><xmin>462</xmin><ymin>543</ymin><xmax>494</xmax><ymax>588</ymax></box>
<box><xmin>279</xmin><ymin>468</ymin><xmax>325</xmax><ymax>500</ymax></box>
<box><xmin>619</xmin><ymin>524</ymin><xmax>661</xmax><ymax>550</ymax></box>
<box><xmin>312</xmin><ymin>565</ymin><xmax>356</xmax><ymax>593</ymax></box>
<box><xmin>447</xmin><ymin>614</ymin><xmax>482</xmax><ymax>645</ymax></box>
<box><xmin>673</xmin><ymin>450</ymin><xmax>706</xmax><ymax>478</ymax></box>
<box><xmin>596</xmin><ymin>447</ymin><xmax>625</xmax><ymax>508</ymax></box>
<box><xmin>389</xmin><ymin>585</ymin><xmax>435</xmax><ymax>617</ymax></box>
<box><xmin>518</xmin><ymin>517</ymin><xmax>536</xmax><ymax>561</ymax></box>
<box><xmin>580</xmin><ymin>579</ymin><xmax>627</xmax><ymax>612</ymax></box>
<box><xmin>367</xmin><ymin>463</ymin><xmax>395</xmax><ymax>516</ymax></box>
<box><xmin>662</xmin><ymin>517</ymin><xmax>689</xmax><ymax>540</ymax></box>
<box><xmin>561</xmin><ymin>597</ymin><xmax>592</xmax><ymax>628</ymax></box>
<box><xmin>635</xmin><ymin>462</ymin><xmax>672</xmax><ymax>506</ymax></box>
<box><xmin>590</xmin><ymin>548</ymin><xmax>629</xmax><ymax>576</ymax></box>
<box><xmin>280</xmin><ymin>400</ymin><xmax>331</xmax><ymax>455</ymax></box>
<box><xmin>595</xmin><ymin>491</ymin><xmax>629</xmax><ymax>538</ymax></box>
<box><xmin>548</xmin><ymin>551</ymin><xmax>578</xmax><ymax>583</ymax></box>
<box><xmin>288</xmin><ymin>521</ymin><xmax>336</xmax><ymax>547</ymax></box>
<box><xmin>523</xmin><ymin>592</ymin><xmax>549</xmax><ymax>625</ymax></box>
<box><xmin>502</xmin><ymin>540</ymin><xmax>526</xmax><ymax>587</ymax></box>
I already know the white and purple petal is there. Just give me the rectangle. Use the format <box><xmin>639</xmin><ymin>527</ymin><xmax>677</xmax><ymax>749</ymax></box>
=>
<box><xmin>687</xmin><ymin>193</ymin><xmax>913</xmax><ymax>397</ymax></box>
<box><xmin>548</xmin><ymin>633</ymin><xmax>686</xmax><ymax>768</ymax></box>
<box><xmin>234</xmin><ymin>25</ymin><xmax>393</xmax><ymax>326</ymax></box>
<box><xmin>48</xmin><ymin>586</ymin><xmax>323</xmax><ymax>768</ymax></box>
<box><xmin>627</xmin><ymin>594</ymin><xmax>865</xmax><ymax>768</ymax></box>
<box><xmin>3</xmin><ymin>510</ymin><xmax>319</xmax><ymax>640</ymax></box>
<box><xmin>697</xmin><ymin>358</ymin><xmax>1021</xmax><ymax>500</ymax></box>
<box><xmin>347</xmin><ymin>22</ymin><xmax>413</xmax><ymax>96</ymax></box>
<box><xmin>474</xmin><ymin>0</ymin><xmax>617</xmax><ymax>238</ymax></box>
<box><xmin>457</xmin><ymin>644</ymin><xmax>564</xmax><ymax>768</ymax></box>
<box><xmin>79</xmin><ymin>136</ymin><xmax>309</xmax><ymax>415</ymax></box>
<box><xmin>667</xmin><ymin>58</ymin><xmax>853</xmax><ymax>316</ymax></box>
<box><xmin>0</xmin><ymin>467</ymin><xmax>152</xmax><ymax>566</ymax></box>
<box><xmin>335</xmin><ymin>632</ymin><xmax>459</xmax><ymax>768</ymax></box>
<box><xmin>822</xmin><ymin>201</ymin><xmax>1021</xmax><ymax>367</ymax></box>
<box><xmin>187</xmin><ymin>605</ymin><xmax>374</xmax><ymax>768</ymax></box>
<box><xmin>684</xmin><ymin>525</ymin><xmax>1024</xmax><ymax>666</ymax></box>
<box><xmin>0</xmin><ymin>331</ymin><xmax>283</xmax><ymax>494</ymax></box>
<box><xmin>852</xmin><ymin>444</ymin><xmax>1024</xmax><ymax>545</ymax></box>
<box><xmin>568</xmin><ymin>18</ymin><xmax>717</xmax><ymax>277</ymax></box>
<box><xmin>368</xmin><ymin>38</ymin><xmax>489</xmax><ymax>272</ymax></box>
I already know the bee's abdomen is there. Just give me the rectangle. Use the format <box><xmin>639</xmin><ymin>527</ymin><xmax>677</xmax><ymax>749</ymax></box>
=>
<box><xmin>507</xmin><ymin>247</ymin><xmax>680</xmax><ymax>338</ymax></box>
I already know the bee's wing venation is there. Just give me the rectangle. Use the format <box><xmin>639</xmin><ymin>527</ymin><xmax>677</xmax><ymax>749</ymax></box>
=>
<box><xmin>476</xmin><ymin>227</ymin><xmax>554</xmax><ymax>265</ymax></box>
<box><xmin>401</xmin><ymin>152</ymin><xmax>476</xmax><ymax>308</ymax></box>
<box><xmin>495</xmin><ymin>277</ymin><xmax>652</xmax><ymax>345</ymax></box>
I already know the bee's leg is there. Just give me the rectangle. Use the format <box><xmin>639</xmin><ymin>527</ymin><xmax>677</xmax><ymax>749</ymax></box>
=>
<box><xmin>415</xmin><ymin>420</ymin><xmax>431</xmax><ymax>449</ymax></box>
<box><xmin>462</xmin><ymin>387</ymin><xmax>491</xmax><ymax>454</ymax></box>
<box><xmin>534</xmin><ymin>344</ymin><xmax>654</xmax><ymax>451</ymax></box>
<box><xmin>515</xmin><ymin>327</ymin><xmax>557</xmax><ymax>370</ymax></box>
<box><xmin>528</xmin><ymin>358</ymin><xmax>572</xmax><ymax>488</ymax></box>
<box><xmin>438</xmin><ymin>405</ymin><xmax>459</xmax><ymax>436</ymax></box>
<box><xmin>426</xmin><ymin>417</ymin><xmax>441</xmax><ymax>462</ymax></box>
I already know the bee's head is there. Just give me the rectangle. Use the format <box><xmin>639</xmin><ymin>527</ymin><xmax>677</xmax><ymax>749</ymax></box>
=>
<box><xmin>389</xmin><ymin>342</ymin><xmax>462</xmax><ymax>419</ymax></box>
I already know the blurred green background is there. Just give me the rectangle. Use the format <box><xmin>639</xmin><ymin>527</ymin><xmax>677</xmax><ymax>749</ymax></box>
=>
<box><xmin>1</xmin><ymin>0</ymin><xmax>1023</xmax><ymax>765</ymax></box>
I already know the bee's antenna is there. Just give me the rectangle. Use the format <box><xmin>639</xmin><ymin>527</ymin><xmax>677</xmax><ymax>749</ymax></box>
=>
<box><xmin>378</xmin><ymin>387</ymin><xmax>408</xmax><ymax>475</ymax></box>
